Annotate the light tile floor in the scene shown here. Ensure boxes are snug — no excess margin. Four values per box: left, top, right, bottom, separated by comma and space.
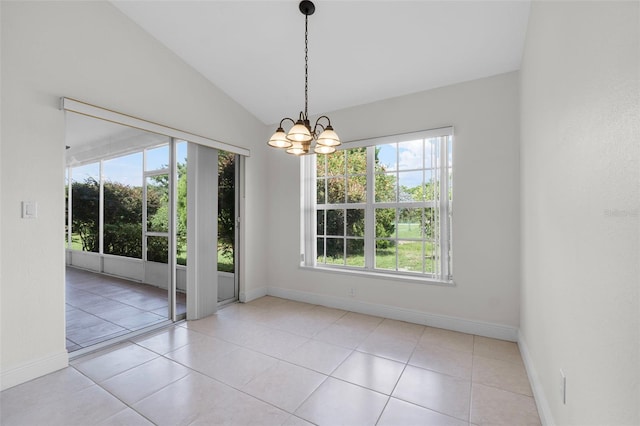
1, 296, 541, 425
66, 267, 186, 352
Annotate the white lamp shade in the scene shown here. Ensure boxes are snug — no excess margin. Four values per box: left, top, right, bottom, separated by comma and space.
287, 122, 313, 143
286, 140, 310, 155
267, 128, 292, 148
287, 148, 306, 155
314, 144, 336, 154
317, 127, 341, 147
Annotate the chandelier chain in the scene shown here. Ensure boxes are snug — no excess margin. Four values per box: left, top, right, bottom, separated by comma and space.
304, 14, 309, 118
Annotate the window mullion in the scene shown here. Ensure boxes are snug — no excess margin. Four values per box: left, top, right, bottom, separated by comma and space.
169, 138, 177, 320
365, 146, 375, 269
67, 167, 73, 249
99, 160, 104, 257
142, 152, 148, 262
439, 136, 449, 279
343, 153, 349, 266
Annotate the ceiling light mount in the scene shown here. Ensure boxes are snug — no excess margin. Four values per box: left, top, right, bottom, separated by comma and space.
267, 0, 341, 156
299, 0, 315, 16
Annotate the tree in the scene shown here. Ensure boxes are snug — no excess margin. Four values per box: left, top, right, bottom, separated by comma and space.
172, 153, 235, 270
405, 181, 438, 202
146, 171, 170, 263
218, 151, 235, 268
403, 182, 440, 238
69, 153, 235, 269
71, 177, 100, 252
319, 148, 396, 259
176, 162, 188, 261
103, 181, 143, 258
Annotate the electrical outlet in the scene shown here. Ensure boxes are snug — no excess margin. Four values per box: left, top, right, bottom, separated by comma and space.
560, 369, 566, 405
348, 287, 356, 297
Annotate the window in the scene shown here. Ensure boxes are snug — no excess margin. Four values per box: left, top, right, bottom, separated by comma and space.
66, 141, 236, 274
304, 127, 453, 282
66, 143, 172, 262
103, 152, 143, 258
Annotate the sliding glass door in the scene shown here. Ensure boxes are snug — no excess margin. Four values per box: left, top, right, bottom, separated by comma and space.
217, 151, 239, 305
65, 113, 188, 351
63, 99, 249, 349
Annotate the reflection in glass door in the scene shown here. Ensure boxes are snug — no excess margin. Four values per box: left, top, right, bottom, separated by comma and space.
175, 141, 188, 317
143, 142, 187, 320
218, 151, 238, 304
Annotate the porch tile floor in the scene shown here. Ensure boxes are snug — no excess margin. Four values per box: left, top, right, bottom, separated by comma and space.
66, 267, 186, 352
2, 296, 541, 425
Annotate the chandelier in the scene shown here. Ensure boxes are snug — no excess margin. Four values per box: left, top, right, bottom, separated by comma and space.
267, 0, 341, 156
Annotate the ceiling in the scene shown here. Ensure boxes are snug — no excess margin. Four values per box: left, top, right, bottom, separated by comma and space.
112, 1, 531, 125
65, 112, 169, 165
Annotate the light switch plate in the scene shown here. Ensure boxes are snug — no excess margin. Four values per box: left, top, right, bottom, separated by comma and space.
22, 201, 38, 219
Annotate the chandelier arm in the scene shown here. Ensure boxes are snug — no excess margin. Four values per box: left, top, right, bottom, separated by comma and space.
279, 117, 296, 128
312, 120, 326, 137
316, 115, 332, 126
311, 115, 332, 136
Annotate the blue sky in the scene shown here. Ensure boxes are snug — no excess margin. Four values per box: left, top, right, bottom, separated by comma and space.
375, 139, 444, 187
70, 142, 188, 187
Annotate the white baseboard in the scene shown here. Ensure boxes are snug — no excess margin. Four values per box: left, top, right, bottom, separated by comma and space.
0, 350, 69, 391
518, 331, 554, 426
240, 286, 268, 303
267, 286, 518, 341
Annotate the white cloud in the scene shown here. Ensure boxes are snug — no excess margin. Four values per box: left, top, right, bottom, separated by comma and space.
398, 139, 423, 170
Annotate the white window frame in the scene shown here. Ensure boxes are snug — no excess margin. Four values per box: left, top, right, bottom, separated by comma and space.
302, 127, 453, 284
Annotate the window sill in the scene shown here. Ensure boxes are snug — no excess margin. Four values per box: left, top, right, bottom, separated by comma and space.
299, 264, 455, 287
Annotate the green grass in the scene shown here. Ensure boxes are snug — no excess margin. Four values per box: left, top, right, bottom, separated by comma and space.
319, 226, 438, 273
397, 223, 424, 239
69, 234, 84, 251
321, 249, 436, 272
217, 250, 234, 273
179, 244, 234, 272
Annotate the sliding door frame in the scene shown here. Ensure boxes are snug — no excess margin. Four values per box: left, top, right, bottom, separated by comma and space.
62, 97, 250, 323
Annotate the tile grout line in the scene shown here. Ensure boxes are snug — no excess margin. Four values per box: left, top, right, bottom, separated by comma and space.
155, 342, 326, 422
69, 363, 159, 425
469, 334, 477, 424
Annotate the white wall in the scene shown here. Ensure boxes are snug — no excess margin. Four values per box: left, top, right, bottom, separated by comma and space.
520, 2, 639, 425
0, 1, 269, 389
267, 72, 521, 338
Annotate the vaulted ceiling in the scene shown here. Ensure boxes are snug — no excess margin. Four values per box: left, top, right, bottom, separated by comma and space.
112, 1, 531, 125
